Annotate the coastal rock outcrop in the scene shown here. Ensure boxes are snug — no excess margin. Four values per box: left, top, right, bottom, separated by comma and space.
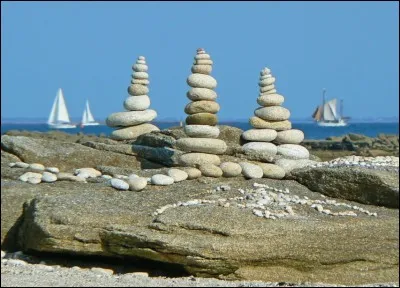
106, 56, 159, 140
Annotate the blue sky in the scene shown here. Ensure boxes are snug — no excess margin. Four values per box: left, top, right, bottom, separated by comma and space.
1, 1, 399, 121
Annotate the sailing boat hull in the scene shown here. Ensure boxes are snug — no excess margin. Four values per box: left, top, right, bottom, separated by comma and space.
81, 122, 100, 126
317, 121, 347, 127
48, 123, 77, 129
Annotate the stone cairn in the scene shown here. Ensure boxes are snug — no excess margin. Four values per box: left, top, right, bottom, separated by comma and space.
176, 48, 227, 174
106, 56, 159, 140
241, 67, 310, 176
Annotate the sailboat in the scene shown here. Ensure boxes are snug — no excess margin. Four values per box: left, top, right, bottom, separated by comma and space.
312, 89, 348, 127
47, 88, 76, 129
80, 100, 99, 126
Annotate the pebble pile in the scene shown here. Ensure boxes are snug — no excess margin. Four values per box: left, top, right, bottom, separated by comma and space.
312, 155, 399, 171
241, 67, 310, 178
106, 56, 159, 140
152, 182, 378, 219
178, 48, 227, 172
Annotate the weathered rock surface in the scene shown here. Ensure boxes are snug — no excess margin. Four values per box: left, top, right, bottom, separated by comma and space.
131, 145, 184, 167
1, 135, 140, 172
290, 166, 399, 208
2, 177, 397, 285
275, 158, 317, 174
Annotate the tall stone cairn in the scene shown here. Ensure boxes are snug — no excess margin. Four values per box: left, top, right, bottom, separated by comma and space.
106, 56, 160, 140
177, 48, 227, 170
242, 67, 310, 164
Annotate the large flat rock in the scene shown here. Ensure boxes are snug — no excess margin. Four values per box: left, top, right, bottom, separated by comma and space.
290, 166, 399, 208
3, 177, 397, 285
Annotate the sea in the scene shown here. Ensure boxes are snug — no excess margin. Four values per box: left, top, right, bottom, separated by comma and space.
1, 121, 398, 140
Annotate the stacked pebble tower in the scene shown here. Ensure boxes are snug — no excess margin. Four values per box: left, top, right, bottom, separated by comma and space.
106, 56, 160, 140
176, 48, 227, 172
242, 67, 310, 167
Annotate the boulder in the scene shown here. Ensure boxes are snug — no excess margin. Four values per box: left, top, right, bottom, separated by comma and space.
290, 166, 399, 208
131, 145, 184, 167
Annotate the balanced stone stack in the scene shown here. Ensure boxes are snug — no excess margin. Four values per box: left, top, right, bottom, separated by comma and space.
242, 67, 310, 177
177, 48, 227, 171
106, 56, 159, 140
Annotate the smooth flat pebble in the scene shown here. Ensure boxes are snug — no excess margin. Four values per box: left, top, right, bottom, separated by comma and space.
131, 79, 150, 85
111, 124, 160, 140
132, 63, 148, 72
133, 71, 149, 79
242, 129, 277, 142
257, 163, 286, 179
239, 162, 263, 179
199, 164, 223, 178
151, 174, 174, 185
74, 168, 101, 178
167, 169, 188, 182
258, 77, 276, 87
242, 142, 278, 156
128, 177, 147, 191
184, 125, 220, 138
195, 59, 213, 65
181, 167, 202, 179
249, 117, 292, 130
106, 110, 157, 127
19, 172, 42, 182
191, 65, 212, 75
257, 94, 284, 106
180, 152, 221, 167
254, 106, 290, 121
184, 101, 220, 114
127, 84, 149, 96
186, 113, 218, 126
124, 95, 151, 111
14, 162, 30, 168
274, 129, 305, 144
277, 144, 310, 160
187, 88, 217, 101
27, 177, 42, 184
194, 53, 211, 60
176, 138, 227, 154
45, 167, 59, 174
187, 74, 217, 89
57, 173, 86, 182
29, 163, 45, 171
260, 84, 275, 93
110, 178, 129, 190
220, 162, 242, 177
41, 172, 57, 183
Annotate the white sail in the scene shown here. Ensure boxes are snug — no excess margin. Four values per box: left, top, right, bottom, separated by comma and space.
81, 100, 99, 126
81, 109, 88, 124
323, 98, 338, 121
48, 88, 71, 124
85, 101, 96, 123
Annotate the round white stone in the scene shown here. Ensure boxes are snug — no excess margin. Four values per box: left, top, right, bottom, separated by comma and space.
131, 79, 150, 85
260, 68, 271, 76
275, 129, 305, 144
133, 72, 149, 79
259, 77, 275, 87
195, 53, 211, 60
194, 59, 213, 65
277, 144, 310, 159
179, 153, 221, 167
132, 63, 148, 72
111, 123, 160, 140
181, 167, 202, 179
128, 177, 147, 191
128, 84, 149, 96
41, 172, 57, 182
257, 94, 284, 107
187, 88, 217, 101
242, 129, 277, 142
19, 172, 42, 182
151, 174, 174, 185
239, 162, 263, 179
220, 162, 242, 177
184, 125, 220, 138
254, 106, 290, 121
198, 164, 223, 178
242, 142, 278, 156
257, 163, 285, 179
138, 56, 145, 60
137, 60, 146, 64
124, 96, 151, 111
106, 110, 157, 127
187, 74, 217, 89
260, 74, 272, 80
167, 169, 188, 182
27, 177, 41, 184
74, 168, 101, 178
110, 178, 129, 190
176, 138, 227, 154
191, 65, 212, 75
29, 163, 45, 171
260, 84, 275, 93
45, 167, 59, 174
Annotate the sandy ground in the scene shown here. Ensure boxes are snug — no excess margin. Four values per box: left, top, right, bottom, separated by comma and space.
1, 252, 398, 287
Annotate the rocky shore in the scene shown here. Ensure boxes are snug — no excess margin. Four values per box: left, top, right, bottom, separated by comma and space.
1, 128, 399, 286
